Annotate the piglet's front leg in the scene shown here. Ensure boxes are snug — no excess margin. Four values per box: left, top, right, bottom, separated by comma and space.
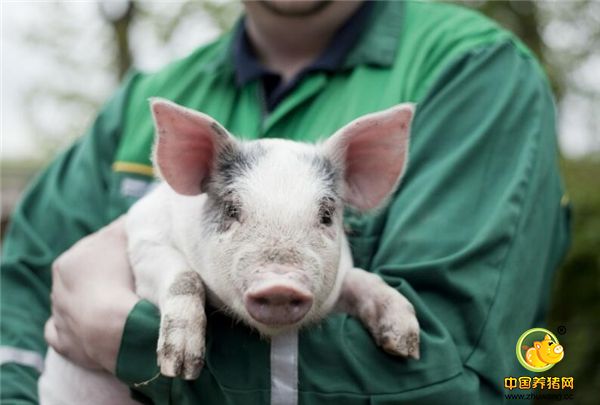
157, 271, 207, 380
336, 268, 420, 359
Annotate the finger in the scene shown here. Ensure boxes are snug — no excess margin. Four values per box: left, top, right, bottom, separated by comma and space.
50, 258, 62, 283
50, 305, 68, 334
46, 318, 91, 368
45, 318, 96, 369
51, 255, 75, 290
44, 318, 62, 352
49, 289, 72, 324
49, 291, 78, 341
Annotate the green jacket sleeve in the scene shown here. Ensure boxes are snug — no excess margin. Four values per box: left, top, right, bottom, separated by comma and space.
0, 77, 134, 403
297, 41, 570, 403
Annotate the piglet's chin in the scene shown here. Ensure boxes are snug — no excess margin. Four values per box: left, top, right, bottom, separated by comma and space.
243, 280, 314, 331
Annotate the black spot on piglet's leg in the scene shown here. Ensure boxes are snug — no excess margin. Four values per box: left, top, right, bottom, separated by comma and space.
168, 271, 204, 297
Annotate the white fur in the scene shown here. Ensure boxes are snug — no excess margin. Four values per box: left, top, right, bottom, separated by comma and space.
39, 348, 140, 405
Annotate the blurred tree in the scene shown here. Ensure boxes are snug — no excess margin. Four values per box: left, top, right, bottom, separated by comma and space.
457, 0, 600, 155
14, 0, 241, 160
456, 0, 550, 87
540, 0, 600, 155
98, 0, 135, 80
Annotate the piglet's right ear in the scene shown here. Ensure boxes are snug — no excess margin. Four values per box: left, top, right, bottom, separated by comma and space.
150, 98, 236, 195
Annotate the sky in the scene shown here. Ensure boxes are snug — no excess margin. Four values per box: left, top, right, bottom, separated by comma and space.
1, 1, 599, 162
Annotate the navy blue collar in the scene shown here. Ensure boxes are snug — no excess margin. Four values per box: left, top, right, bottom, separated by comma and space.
234, 1, 375, 88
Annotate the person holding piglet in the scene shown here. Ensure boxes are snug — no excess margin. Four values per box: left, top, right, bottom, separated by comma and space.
1, 1, 569, 404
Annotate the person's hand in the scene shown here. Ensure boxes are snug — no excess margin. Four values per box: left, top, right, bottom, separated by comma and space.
45, 216, 140, 374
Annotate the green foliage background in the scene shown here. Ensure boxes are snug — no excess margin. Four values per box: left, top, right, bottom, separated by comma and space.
543, 157, 600, 404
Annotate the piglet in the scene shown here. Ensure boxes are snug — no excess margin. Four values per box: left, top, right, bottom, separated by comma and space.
39, 100, 419, 404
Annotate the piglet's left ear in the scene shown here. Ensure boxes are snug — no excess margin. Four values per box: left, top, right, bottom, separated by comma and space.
150, 98, 237, 196
324, 104, 415, 212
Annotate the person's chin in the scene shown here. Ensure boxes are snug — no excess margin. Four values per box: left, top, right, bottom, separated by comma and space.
256, 0, 333, 18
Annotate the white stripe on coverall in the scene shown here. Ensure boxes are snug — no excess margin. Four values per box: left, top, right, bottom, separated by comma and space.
270, 330, 298, 405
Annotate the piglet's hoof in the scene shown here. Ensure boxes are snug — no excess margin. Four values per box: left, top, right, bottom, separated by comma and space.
157, 297, 206, 379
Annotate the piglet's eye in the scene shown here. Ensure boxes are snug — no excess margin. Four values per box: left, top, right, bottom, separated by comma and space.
320, 211, 333, 226
224, 201, 241, 221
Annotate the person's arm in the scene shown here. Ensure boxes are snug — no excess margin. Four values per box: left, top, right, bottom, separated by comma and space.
0, 75, 137, 403
296, 40, 571, 402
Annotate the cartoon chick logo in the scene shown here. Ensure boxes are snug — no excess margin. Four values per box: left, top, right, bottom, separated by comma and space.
516, 328, 565, 372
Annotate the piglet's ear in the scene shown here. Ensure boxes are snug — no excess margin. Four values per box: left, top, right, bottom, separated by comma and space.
324, 104, 415, 212
150, 98, 237, 195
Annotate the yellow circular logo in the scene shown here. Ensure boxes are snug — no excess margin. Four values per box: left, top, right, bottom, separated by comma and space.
516, 328, 565, 372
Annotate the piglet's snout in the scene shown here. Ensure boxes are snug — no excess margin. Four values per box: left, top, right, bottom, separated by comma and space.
244, 281, 313, 326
